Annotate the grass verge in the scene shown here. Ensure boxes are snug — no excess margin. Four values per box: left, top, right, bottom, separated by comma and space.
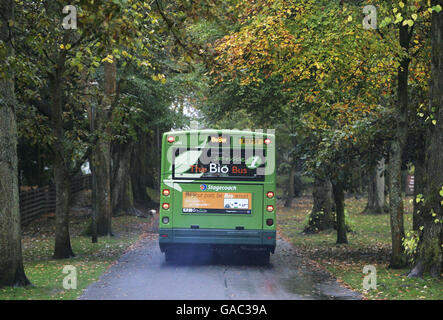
277, 195, 442, 300
0, 214, 153, 300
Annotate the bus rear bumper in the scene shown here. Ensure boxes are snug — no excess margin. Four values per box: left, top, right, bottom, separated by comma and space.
159, 228, 276, 253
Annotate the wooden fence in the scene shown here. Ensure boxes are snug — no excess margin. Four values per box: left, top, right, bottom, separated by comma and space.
19, 174, 92, 226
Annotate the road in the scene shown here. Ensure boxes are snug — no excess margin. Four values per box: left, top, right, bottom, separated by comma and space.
79, 233, 362, 300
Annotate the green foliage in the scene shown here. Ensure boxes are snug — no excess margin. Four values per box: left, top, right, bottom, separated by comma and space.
403, 231, 420, 262
204, 0, 404, 190
8, 0, 191, 184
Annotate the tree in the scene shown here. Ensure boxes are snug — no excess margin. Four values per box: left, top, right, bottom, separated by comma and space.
386, 22, 411, 268
375, 0, 435, 269
408, 1, 443, 278
50, 41, 76, 258
13, 0, 162, 244
92, 58, 115, 236
0, 0, 30, 287
81, 0, 167, 233
12, 0, 95, 258
304, 176, 335, 233
210, 0, 392, 244
362, 159, 386, 215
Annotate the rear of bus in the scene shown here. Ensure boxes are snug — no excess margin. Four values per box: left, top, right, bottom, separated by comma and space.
158, 130, 276, 262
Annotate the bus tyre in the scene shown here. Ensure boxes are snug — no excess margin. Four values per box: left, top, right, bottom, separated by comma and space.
165, 250, 174, 263
258, 251, 270, 265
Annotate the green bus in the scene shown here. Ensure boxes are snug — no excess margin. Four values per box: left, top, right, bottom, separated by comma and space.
158, 129, 276, 262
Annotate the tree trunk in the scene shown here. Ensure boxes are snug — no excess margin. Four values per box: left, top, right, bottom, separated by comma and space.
131, 134, 150, 202
90, 156, 98, 243
93, 58, 116, 236
0, 0, 30, 287
413, 159, 425, 231
93, 139, 112, 236
332, 181, 348, 244
409, 5, 443, 278
304, 176, 335, 233
131, 129, 160, 202
284, 162, 296, 207
87, 101, 98, 243
388, 25, 410, 269
362, 159, 386, 214
388, 143, 407, 268
375, 159, 386, 210
51, 51, 75, 259
53, 153, 74, 258
111, 141, 135, 215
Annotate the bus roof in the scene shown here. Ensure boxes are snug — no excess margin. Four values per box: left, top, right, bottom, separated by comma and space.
163, 129, 275, 138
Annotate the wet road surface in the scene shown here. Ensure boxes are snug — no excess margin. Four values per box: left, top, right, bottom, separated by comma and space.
80, 233, 361, 300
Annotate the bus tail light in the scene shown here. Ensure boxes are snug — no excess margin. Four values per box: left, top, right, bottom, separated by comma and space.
162, 203, 170, 210
266, 219, 274, 226
266, 191, 274, 198
264, 138, 272, 145
167, 136, 175, 143
266, 205, 274, 212
162, 189, 170, 196
162, 217, 169, 224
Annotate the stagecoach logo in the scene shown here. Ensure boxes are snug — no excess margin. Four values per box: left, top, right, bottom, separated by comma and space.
199, 184, 237, 192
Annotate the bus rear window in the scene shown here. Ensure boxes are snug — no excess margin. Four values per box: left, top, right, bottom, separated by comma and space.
172, 148, 266, 181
